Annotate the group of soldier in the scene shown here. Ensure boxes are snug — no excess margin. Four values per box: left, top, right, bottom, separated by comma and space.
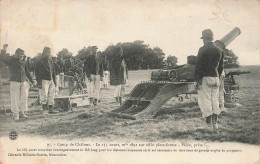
0, 44, 127, 120
1, 28, 225, 132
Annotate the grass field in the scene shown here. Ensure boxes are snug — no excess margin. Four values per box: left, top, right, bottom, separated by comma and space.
0, 65, 259, 145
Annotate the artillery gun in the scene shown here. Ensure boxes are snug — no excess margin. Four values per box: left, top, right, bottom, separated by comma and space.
223, 70, 250, 103
112, 27, 249, 119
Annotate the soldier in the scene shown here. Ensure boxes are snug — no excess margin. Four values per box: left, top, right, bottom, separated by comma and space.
102, 54, 109, 88
22, 55, 26, 61
219, 70, 226, 113
0, 44, 9, 85
35, 47, 59, 114
64, 56, 74, 73
57, 56, 65, 89
110, 47, 128, 105
0, 44, 8, 57
194, 29, 224, 131
84, 46, 103, 106
31, 57, 38, 78
0, 44, 9, 65
52, 57, 61, 96
26, 57, 34, 77
5, 48, 34, 120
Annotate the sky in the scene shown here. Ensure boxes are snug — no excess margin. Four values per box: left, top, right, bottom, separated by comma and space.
0, 0, 259, 65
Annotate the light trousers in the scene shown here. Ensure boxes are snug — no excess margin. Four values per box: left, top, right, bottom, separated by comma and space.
103, 71, 109, 85
41, 80, 55, 105
86, 74, 101, 99
55, 75, 60, 96
10, 81, 30, 114
60, 73, 65, 88
197, 77, 221, 118
114, 84, 126, 98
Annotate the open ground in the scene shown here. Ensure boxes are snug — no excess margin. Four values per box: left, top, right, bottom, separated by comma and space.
0, 65, 259, 145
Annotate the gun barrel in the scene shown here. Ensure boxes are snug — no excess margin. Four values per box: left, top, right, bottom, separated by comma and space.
220, 27, 241, 47
226, 71, 250, 77
214, 27, 241, 50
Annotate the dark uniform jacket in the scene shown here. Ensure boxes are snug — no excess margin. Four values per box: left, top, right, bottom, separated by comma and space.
103, 60, 109, 71
5, 56, 33, 83
110, 58, 128, 86
26, 60, 33, 72
53, 62, 61, 75
194, 42, 224, 83
35, 58, 56, 85
57, 60, 65, 73
0, 49, 7, 68
64, 59, 74, 73
84, 55, 103, 78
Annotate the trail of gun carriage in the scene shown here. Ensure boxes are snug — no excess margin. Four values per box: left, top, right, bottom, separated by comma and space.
0, 28, 259, 144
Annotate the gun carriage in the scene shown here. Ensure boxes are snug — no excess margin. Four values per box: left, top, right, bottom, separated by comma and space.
112, 27, 250, 119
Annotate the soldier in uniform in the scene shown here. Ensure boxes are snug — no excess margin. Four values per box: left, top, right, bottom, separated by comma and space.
35, 47, 59, 114
102, 54, 109, 88
110, 47, 128, 105
219, 70, 226, 113
57, 56, 65, 89
0, 44, 9, 85
84, 46, 103, 106
52, 57, 61, 96
194, 29, 224, 131
5, 48, 34, 120
26, 57, 34, 77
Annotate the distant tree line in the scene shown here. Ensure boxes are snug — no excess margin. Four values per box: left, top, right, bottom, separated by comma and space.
29, 41, 240, 70
223, 49, 239, 68
74, 40, 177, 70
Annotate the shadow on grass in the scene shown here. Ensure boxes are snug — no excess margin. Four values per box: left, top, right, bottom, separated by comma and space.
28, 114, 125, 139
154, 106, 201, 120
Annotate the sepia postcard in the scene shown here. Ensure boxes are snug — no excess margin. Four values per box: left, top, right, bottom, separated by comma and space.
0, 0, 259, 163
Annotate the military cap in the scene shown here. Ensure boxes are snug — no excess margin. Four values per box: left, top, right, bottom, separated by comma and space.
91, 46, 98, 50
201, 29, 214, 39
15, 48, 24, 55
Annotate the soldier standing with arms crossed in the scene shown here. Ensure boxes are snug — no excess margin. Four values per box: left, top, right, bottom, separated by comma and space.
194, 29, 224, 131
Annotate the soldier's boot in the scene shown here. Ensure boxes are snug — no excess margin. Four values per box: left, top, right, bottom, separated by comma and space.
42, 104, 48, 114
13, 113, 19, 120
212, 114, 218, 124
89, 97, 94, 106
20, 112, 29, 118
212, 114, 219, 131
115, 97, 119, 103
206, 115, 212, 124
118, 97, 122, 105
93, 99, 98, 106
48, 105, 59, 114
220, 104, 226, 113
